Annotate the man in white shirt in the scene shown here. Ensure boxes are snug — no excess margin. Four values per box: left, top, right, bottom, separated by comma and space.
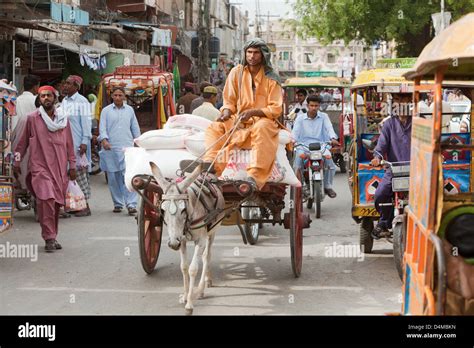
192, 85, 221, 121
292, 89, 308, 119
11, 75, 40, 192
13, 75, 39, 132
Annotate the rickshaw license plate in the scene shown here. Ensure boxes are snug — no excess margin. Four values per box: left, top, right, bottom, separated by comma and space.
352, 206, 379, 217
392, 177, 410, 192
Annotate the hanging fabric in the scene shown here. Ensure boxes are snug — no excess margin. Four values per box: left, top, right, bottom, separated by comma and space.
167, 47, 173, 71
173, 63, 180, 103
95, 82, 104, 121
158, 82, 167, 128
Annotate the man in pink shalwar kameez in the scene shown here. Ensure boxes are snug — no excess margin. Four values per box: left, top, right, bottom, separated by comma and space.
14, 86, 76, 252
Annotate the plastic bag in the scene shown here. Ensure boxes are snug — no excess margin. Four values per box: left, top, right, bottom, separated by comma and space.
78, 153, 89, 169
65, 181, 87, 212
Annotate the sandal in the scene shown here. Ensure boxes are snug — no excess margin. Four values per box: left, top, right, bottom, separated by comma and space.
113, 207, 123, 213
127, 207, 137, 216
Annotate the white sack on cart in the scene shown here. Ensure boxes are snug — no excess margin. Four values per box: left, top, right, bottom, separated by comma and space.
124, 147, 197, 191
164, 114, 212, 132
134, 128, 191, 150
184, 132, 206, 157
219, 144, 301, 186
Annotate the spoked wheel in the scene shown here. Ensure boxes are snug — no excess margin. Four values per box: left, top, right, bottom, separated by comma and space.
313, 181, 322, 219
290, 171, 304, 278
359, 217, 374, 254
241, 201, 261, 245
138, 189, 163, 274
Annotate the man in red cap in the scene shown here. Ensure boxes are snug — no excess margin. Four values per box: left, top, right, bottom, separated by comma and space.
62, 75, 92, 217
176, 82, 198, 114
14, 86, 76, 252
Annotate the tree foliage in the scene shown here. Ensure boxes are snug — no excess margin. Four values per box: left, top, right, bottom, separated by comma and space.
292, 0, 474, 56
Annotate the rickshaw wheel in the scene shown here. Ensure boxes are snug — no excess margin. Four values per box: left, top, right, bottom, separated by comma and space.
393, 221, 405, 280
138, 189, 163, 274
290, 171, 304, 278
359, 217, 374, 253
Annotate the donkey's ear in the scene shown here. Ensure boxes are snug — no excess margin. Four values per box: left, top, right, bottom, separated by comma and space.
178, 163, 202, 192
150, 162, 170, 190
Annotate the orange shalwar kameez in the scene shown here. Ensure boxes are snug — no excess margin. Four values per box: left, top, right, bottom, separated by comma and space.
204, 64, 283, 189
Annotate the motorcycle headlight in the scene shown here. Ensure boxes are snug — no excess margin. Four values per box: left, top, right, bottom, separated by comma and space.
310, 152, 322, 160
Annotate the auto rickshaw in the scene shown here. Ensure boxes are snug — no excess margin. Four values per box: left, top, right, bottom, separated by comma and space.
349, 67, 415, 257
401, 13, 474, 315
283, 76, 352, 173
0, 80, 17, 232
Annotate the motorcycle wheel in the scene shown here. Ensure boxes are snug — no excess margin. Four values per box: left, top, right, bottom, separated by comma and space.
313, 181, 322, 219
338, 155, 347, 173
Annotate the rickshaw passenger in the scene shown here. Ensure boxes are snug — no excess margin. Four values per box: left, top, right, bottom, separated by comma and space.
370, 93, 412, 239
293, 88, 308, 119
292, 95, 340, 198
203, 38, 283, 190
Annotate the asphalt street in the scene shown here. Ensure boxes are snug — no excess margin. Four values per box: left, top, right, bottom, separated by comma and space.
1, 170, 402, 315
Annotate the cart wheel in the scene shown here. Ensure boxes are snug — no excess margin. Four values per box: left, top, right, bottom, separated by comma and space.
360, 217, 374, 253
138, 189, 163, 274
313, 181, 322, 219
393, 221, 405, 281
241, 201, 260, 245
290, 171, 304, 277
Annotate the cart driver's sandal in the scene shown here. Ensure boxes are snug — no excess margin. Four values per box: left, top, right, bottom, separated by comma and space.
179, 160, 215, 174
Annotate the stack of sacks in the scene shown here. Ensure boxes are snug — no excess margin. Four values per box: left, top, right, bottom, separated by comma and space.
125, 115, 212, 191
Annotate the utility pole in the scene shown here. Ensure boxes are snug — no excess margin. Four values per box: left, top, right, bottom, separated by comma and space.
256, 11, 279, 42
198, 0, 210, 83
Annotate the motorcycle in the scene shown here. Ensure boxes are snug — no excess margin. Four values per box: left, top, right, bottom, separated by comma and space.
295, 142, 332, 219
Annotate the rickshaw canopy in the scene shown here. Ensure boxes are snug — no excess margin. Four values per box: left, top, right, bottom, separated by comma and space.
283, 76, 351, 88
404, 12, 474, 80
351, 68, 413, 90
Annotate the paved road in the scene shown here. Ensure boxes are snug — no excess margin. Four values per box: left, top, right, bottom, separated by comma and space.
1, 171, 402, 315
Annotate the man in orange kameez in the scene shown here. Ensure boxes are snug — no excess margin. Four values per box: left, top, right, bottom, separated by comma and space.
203, 38, 283, 190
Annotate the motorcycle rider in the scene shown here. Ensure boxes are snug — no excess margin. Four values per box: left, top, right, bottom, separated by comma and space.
292, 94, 340, 198
370, 93, 412, 239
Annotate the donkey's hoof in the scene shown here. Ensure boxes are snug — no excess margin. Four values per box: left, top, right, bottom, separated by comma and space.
206, 280, 213, 288
185, 308, 193, 316
197, 292, 205, 299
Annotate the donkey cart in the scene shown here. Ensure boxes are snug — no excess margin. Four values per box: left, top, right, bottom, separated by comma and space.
132, 170, 311, 278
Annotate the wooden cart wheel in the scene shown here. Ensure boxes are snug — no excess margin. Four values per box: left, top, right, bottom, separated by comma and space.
290, 171, 304, 278
138, 189, 163, 274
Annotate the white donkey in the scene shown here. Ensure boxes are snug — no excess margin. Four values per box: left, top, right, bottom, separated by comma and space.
150, 162, 225, 315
